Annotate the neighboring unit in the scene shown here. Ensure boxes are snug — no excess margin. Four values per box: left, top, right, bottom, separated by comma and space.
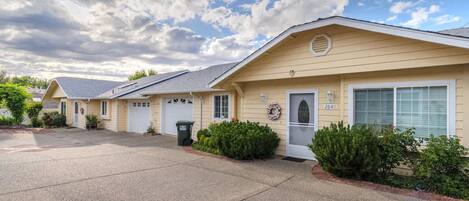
44, 16, 469, 159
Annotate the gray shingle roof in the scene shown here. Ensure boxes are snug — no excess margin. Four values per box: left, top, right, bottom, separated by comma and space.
99, 70, 188, 99
129, 62, 237, 96
439, 28, 469, 38
54, 77, 123, 99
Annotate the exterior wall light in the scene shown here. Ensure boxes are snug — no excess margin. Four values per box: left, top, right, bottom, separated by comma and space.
260, 93, 268, 104
326, 90, 335, 104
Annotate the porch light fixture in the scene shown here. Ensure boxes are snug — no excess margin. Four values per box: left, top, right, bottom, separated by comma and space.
326, 90, 335, 104
260, 93, 268, 104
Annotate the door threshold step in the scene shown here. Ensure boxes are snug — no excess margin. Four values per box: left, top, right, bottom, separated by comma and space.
282, 157, 306, 162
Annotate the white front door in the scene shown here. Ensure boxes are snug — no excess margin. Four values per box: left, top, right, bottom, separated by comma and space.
287, 91, 318, 160
73, 101, 79, 127
163, 97, 193, 135
127, 101, 151, 133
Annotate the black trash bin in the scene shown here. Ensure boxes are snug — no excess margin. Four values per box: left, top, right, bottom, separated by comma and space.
176, 121, 194, 146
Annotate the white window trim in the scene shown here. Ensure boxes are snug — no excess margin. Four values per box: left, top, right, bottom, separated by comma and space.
60, 101, 66, 115
348, 80, 456, 137
100, 101, 110, 119
212, 94, 231, 121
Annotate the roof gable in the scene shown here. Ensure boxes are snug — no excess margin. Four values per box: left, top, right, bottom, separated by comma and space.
136, 62, 237, 96
209, 16, 469, 87
49, 77, 123, 99
99, 70, 189, 99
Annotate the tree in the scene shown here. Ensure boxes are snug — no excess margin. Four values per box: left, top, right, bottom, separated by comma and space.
0, 84, 30, 124
0, 71, 49, 89
128, 69, 158, 80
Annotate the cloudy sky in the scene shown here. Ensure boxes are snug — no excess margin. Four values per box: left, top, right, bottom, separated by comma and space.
1, 0, 468, 81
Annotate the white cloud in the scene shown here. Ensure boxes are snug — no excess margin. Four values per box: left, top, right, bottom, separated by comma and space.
402, 5, 440, 28
358, 1, 365, 6
0, 0, 349, 80
202, 0, 349, 39
386, 15, 397, 21
390, 1, 413, 14
433, 14, 461, 25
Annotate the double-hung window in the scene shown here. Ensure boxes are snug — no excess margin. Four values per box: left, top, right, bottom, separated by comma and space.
350, 80, 455, 138
60, 102, 66, 115
214, 95, 230, 120
101, 101, 109, 119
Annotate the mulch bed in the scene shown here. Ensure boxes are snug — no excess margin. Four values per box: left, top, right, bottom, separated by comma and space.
311, 165, 462, 201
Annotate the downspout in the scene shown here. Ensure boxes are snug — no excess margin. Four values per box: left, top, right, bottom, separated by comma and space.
116, 99, 119, 132
189, 91, 203, 134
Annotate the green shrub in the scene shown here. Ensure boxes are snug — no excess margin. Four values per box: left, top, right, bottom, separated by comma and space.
42, 112, 66, 128
85, 114, 98, 125
196, 128, 211, 141
26, 102, 43, 128
415, 136, 469, 199
209, 121, 280, 160
147, 123, 156, 135
377, 127, 420, 176
0, 84, 30, 124
309, 122, 381, 179
26, 102, 43, 120
31, 117, 43, 127
0, 115, 15, 126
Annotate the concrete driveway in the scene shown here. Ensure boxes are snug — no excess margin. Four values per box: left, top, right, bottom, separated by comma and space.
0, 128, 422, 201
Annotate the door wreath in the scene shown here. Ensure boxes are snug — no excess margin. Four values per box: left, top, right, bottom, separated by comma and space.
267, 103, 281, 121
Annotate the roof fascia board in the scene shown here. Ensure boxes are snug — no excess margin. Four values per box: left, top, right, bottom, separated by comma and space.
110, 70, 189, 99
209, 17, 469, 87
139, 88, 225, 96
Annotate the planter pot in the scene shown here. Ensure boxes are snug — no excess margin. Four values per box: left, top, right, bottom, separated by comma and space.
86, 124, 97, 130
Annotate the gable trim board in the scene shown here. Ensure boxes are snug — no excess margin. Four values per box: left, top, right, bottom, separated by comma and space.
209, 16, 469, 88
43, 80, 69, 100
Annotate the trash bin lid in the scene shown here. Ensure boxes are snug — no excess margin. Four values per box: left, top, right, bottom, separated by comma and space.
176, 120, 194, 125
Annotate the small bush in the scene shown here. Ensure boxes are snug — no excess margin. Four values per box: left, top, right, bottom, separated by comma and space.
26, 102, 43, 120
85, 114, 98, 125
31, 117, 43, 128
377, 127, 420, 176
147, 123, 156, 135
0, 115, 15, 126
415, 136, 469, 199
42, 112, 66, 128
26, 102, 43, 128
196, 129, 211, 141
309, 122, 381, 179
209, 121, 280, 160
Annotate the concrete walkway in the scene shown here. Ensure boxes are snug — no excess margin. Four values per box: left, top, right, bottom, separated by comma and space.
0, 128, 423, 201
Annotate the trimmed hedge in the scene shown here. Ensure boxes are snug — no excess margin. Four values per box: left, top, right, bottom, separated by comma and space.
193, 121, 280, 160
42, 112, 66, 128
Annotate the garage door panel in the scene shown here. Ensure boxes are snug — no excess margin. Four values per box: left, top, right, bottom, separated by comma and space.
128, 101, 151, 133
163, 98, 193, 135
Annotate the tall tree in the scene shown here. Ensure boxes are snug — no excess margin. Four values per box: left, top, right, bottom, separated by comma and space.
128, 69, 158, 80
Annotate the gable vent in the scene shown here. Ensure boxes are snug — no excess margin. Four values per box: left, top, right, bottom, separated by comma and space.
310, 34, 332, 56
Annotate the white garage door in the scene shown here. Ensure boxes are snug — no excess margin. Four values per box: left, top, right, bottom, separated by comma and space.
128, 101, 151, 133
163, 97, 193, 135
